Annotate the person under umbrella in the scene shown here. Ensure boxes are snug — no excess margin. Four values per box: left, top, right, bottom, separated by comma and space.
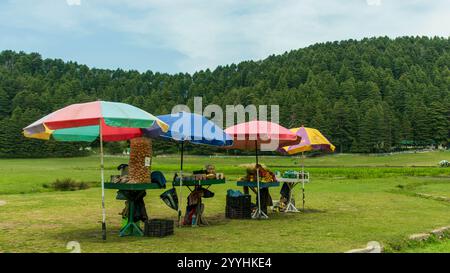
225, 120, 299, 219
280, 126, 335, 211
143, 111, 233, 226
23, 101, 168, 240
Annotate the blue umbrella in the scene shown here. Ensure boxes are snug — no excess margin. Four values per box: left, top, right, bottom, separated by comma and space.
143, 111, 233, 225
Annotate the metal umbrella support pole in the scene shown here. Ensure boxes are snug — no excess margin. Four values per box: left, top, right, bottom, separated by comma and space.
177, 141, 184, 227
301, 152, 305, 211
285, 182, 299, 213
252, 140, 268, 219
99, 119, 107, 240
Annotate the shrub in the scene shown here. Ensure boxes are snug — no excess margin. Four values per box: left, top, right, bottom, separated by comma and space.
44, 178, 91, 191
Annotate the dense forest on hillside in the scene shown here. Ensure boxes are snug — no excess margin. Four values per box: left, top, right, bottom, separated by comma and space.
0, 36, 449, 158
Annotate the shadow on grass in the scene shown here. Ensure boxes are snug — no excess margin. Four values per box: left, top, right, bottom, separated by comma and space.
300, 208, 326, 214
54, 225, 177, 246
54, 213, 232, 245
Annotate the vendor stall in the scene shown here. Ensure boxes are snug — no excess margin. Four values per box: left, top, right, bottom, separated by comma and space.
23, 101, 168, 240
275, 170, 310, 212
104, 182, 161, 236
235, 164, 279, 215
279, 126, 335, 211
104, 137, 168, 237
171, 164, 225, 226
225, 120, 300, 219
236, 180, 280, 215
143, 112, 233, 226
173, 175, 225, 226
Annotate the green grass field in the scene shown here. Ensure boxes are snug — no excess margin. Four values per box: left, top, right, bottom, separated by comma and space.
0, 151, 449, 253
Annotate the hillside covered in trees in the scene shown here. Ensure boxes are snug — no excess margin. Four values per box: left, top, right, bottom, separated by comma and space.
0, 36, 449, 158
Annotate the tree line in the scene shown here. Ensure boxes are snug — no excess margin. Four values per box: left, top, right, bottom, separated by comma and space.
0, 36, 449, 158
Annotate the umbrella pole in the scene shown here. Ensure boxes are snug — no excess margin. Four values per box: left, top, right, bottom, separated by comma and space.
253, 140, 267, 219
99, 119, 106, 240
302, 152, 305, 211
256, 141, 260, 218
178, 141, 184, 227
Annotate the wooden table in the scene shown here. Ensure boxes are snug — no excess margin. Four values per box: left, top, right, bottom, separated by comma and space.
104, 182, 161, 236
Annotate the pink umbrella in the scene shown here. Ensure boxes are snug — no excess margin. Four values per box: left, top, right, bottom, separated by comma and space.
225, 120, 299, 151
225, 120, 299, 219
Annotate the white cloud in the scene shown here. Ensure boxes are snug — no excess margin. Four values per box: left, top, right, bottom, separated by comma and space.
366, 0, 382, 6
66, 0, 81, 6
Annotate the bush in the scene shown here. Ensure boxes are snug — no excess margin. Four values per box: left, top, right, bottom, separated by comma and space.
106, 142, 124, 155
43, 178, 90, 191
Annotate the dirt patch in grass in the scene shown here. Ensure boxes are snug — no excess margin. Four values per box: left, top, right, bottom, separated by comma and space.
0, 200, 6, 206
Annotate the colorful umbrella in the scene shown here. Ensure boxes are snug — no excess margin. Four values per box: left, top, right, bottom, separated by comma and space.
225, 120, 300, 151
143, 111, 233, 225
280, 126, 335, 154
280, 126, 335, 211
23, 101, 169, 240
24, 101, 168, 140
225, 120, 299, 219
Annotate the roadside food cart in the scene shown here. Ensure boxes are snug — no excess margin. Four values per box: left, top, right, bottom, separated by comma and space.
143, 111, 233, 226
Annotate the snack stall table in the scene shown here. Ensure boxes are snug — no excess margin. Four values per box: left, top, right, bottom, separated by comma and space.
173, 178, 226, 188
104, 182, 161, 237
275, 171, 309, 212
236, 181, 280, 218
173, 178, 226, 225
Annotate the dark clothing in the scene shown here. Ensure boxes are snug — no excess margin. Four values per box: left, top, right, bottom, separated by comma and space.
258, 188, 273, 214
280, 182, 291, 202
118, 190, 148, 223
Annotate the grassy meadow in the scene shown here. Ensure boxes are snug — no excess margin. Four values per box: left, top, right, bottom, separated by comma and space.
0, 151, 449, 253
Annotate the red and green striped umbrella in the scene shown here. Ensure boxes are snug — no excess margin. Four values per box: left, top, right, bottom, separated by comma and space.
23, 100, 168, 141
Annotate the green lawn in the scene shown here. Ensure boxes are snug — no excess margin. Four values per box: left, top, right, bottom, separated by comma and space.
0, 151, 449, 253
402, 239, 450, 253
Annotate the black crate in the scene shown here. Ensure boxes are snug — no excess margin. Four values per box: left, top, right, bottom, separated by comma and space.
144, 219, 174, 237
225, 205, 251, 219
226, 194, 251, 208
225, 194, 251, 219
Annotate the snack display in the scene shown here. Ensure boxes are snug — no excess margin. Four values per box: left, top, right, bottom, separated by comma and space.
128, 137, 152, 183
239, 164, 276, 182
175, 164, 225, 182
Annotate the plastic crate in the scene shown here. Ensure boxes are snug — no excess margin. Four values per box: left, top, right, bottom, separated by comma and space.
225, 205, 251, 219
144, 219, 174, 237
225, 194, 251, 219
226, 194, 251, 208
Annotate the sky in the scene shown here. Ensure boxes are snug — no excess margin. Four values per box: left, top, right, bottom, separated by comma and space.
0, 0, 449, 74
